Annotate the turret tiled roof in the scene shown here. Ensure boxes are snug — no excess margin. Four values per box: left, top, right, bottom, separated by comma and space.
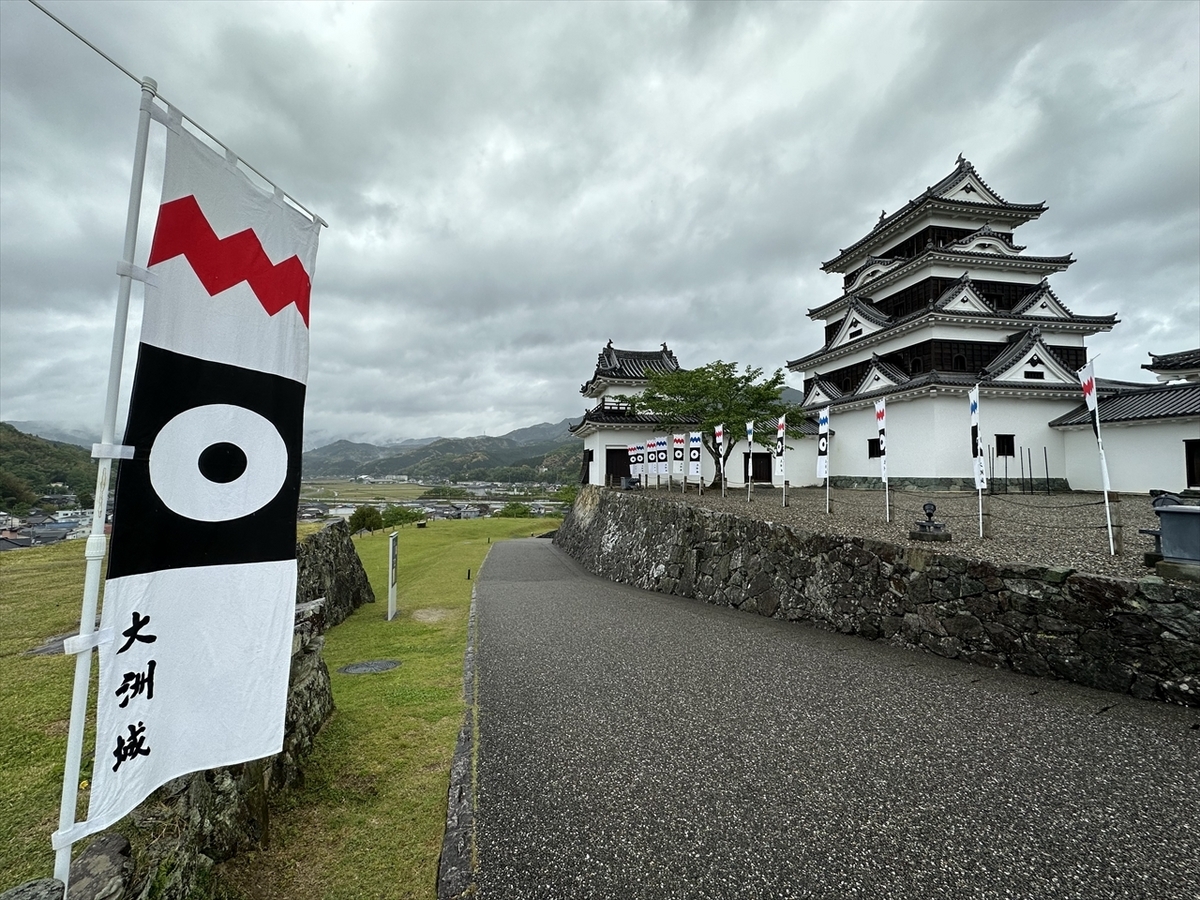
1049, 382, 1200, 428
1143, 348, 1200, 374
580, 341, 682, 395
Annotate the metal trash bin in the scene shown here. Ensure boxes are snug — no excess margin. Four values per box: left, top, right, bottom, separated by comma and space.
1156, 505, 1200, 564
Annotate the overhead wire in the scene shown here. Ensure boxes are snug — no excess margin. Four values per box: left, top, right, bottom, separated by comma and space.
26, 0, 327, 227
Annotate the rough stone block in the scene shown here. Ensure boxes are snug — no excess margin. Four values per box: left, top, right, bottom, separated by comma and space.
1045, 566, 1075, 584
1147, 602, 1200, 640
943, 613, 984, 642
919, 633, 962, 658
1, 881, 65, 900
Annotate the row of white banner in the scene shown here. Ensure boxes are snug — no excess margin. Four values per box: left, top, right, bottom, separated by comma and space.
627, 419, 788, 480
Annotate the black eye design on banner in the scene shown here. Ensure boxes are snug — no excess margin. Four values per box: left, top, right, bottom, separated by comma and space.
673, 449, 684, 460
818, 436, 829, 454
689, 448, 701, 461
108, 344, 304, 579
878, 432, 886, 453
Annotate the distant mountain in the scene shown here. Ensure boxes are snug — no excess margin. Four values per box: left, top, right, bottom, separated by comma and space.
4, 421, 98, 449
781, 386, 805, 406
0, 422, 98, 508
301, 439, 393, 476
302, 418, 582, 481
502, 418, 578, 445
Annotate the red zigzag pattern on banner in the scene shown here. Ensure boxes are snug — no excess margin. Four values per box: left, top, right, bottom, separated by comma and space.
148, 195, 311, 326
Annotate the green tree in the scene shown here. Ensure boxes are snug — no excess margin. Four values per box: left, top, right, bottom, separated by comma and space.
419, 486, 470, 500
382, 505, 423, 528
621, 360, 803, 485
555, 484, 579, 506
348, 505, 384, 533
493, 502, 533, 518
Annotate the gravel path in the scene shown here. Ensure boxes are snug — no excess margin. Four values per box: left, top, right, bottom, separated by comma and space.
473, 539, 1200, 900
644, 485, 1169, 580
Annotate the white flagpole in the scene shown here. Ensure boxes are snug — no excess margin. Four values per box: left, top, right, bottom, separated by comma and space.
1095, 407, 1115, 555
55, 76, 158, 890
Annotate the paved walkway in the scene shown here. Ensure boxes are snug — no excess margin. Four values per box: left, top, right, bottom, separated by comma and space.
473, 540, 1200, 900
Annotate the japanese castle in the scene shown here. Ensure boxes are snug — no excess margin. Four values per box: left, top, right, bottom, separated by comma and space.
789, 155, 1125, 490
571, 158, 1199, 493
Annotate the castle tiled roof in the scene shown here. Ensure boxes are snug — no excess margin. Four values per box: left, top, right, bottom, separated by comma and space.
1049, 382, 1200, 428
1143, 348, 1200, 374
821, 156, 1048, 273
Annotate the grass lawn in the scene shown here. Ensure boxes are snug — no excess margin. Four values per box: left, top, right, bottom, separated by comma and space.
300, 481, 429, 503
216, 517, 559, 900
0, 540, 99, 889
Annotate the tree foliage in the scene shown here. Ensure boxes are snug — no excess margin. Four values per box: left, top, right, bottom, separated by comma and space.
382, 505, 424, 527
419, 486, 470, 500
621, 360, 803, 483
348, 505, 384, 533
493, 502, 534, 518
0, 422, 97, 504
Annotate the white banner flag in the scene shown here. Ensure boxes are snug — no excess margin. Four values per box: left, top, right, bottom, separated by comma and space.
627, 443, 637, 480
672, 434, 685, 475
635, 442, 645, 478
688, 432, 702, 477
816, 406, 831, 479
969, 386, 987, 490
1079, 360, 1098, 412
80, 125, 320, 840
874, 399, 888, 484
658, 436, 669, 475
774, 415, 786, 477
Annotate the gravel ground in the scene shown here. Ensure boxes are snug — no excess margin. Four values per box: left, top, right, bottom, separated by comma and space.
642, 485, 1171, 580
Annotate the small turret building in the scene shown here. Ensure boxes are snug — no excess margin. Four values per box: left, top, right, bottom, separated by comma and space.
569, 342, 698, 486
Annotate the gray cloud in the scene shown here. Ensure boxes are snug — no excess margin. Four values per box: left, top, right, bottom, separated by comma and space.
2, 0, 1196, 445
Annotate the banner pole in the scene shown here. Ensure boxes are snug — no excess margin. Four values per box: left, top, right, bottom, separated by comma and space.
55, 76, 158, 892
977, 487, 983, 538
1095, 408, 1115, 555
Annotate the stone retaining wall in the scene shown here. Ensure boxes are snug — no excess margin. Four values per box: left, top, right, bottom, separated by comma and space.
555, 486, 1199, 707
828, 475, 1073, 493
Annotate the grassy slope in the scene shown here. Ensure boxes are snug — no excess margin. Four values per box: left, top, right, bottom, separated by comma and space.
0, 540, 98, 888
216, 517, 558, 900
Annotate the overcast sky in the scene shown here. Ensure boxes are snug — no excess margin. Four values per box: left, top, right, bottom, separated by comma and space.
2, 0, 1197, 448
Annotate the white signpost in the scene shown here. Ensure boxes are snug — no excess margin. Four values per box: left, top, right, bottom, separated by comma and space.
388, 531, 399, 620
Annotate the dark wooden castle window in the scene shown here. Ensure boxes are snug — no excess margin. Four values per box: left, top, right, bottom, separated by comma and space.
952, 354, 967, 371
876, 225, 976, 262
995, 434, 1015, 457
867, 438, 883, 458
871, 277, 1040, 319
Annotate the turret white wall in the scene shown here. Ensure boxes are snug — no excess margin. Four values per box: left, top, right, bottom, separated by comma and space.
1061, 420, 1200, 494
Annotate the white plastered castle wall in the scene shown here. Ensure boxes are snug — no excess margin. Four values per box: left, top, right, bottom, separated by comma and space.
1060, 419, 1200, 494
812, 392, 1076, 483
